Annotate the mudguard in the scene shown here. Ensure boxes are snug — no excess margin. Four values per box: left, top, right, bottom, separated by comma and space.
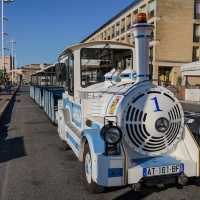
81, 128, 105, 160
81, 128, 105, 183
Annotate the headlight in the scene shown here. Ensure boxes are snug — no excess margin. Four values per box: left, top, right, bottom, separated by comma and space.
155, 117, 170, 133
101, 125, 122, 145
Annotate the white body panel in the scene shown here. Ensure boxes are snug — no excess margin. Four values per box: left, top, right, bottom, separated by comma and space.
56, 40, 200, 188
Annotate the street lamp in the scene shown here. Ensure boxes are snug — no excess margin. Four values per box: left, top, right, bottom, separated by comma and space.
9, 39, 15, 84
1, 0, 14, 79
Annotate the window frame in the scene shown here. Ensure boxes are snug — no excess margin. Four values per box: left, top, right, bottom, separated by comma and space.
193, 24, 200, 42
192, 46, 199, 62
65, 52, 74, 96
80, 47, 133, 88
194, 0, 200, 19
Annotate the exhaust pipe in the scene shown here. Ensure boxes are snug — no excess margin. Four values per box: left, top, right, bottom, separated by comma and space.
132, 13, 153, 83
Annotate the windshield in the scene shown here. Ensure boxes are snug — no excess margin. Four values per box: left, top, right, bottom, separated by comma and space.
80, 48, 133, 87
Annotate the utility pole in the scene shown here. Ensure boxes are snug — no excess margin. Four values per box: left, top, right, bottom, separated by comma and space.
1, 0, 14, 79
10, 38, 15, 84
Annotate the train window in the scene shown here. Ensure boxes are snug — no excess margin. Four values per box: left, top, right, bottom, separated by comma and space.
80, 48, 132, 87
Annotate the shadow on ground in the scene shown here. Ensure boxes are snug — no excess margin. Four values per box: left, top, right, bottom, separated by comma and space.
110, 179, 200, 200
0, 95, 26, 163
112, 186, 171, 200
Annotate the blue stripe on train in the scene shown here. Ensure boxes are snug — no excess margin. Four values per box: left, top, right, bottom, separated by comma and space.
108, 168, 123, 178
66, 132, 80, 151
132, 156, 182, 168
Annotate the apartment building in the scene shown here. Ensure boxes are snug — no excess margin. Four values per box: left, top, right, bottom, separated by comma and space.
82, 0, 197, 85
0, 56, 14, 74
14, 64, 50, 84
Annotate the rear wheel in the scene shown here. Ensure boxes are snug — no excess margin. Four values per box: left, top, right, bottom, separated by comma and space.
82, 144, 104, 193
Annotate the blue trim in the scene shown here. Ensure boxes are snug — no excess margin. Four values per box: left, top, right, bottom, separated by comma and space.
132, 156, 182, 168
135, 35, 151, 39
137, 74, 150, 77
108, 168, 123, 178
91, 122, 101, 130
63, 98, 82, 128
66, 132, 80, 151
72, 103, 82, 128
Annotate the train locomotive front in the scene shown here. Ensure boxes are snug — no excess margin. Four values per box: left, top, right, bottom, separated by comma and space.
81, 13, 196, 190
57, 13, 199, 193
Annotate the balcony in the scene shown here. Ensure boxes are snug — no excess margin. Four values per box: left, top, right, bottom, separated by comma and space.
192, 55, 199, 62
116, 30, 120, 36
121, 27, 125, 33
127, 23, 131, 30
192, 47, 199, 61
194, 13, 200, 19
193, 36, 200, 42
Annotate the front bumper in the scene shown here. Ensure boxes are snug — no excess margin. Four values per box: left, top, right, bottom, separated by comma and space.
94, 154, 197, 187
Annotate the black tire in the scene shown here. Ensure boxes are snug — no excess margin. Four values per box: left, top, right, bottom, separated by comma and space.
82, 144, 105, 193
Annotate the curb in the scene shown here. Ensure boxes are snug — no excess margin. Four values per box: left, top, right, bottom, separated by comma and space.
0, 86, 19, 122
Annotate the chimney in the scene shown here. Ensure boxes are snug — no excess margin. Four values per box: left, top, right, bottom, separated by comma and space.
132, 13, 153, 83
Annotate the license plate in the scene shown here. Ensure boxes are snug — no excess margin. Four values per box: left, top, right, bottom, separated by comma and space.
143, 164, 184, 177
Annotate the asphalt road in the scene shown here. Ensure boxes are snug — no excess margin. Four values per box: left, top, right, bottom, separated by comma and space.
1, 87, 200, 200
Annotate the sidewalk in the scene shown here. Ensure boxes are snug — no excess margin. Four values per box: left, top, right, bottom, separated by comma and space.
180, 100, 200, 113
0, 86, 19, 121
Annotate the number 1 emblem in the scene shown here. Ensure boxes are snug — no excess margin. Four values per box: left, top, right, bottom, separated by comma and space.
151, 96, 162, 112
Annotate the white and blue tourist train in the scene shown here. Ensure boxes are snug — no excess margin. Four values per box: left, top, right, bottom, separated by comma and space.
30, 65, 64, 124
31, 13, 200, 193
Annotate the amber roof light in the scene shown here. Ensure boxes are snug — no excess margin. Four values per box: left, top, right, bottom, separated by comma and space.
136, 13, 147, 23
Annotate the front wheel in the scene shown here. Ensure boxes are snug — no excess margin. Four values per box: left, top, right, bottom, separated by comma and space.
82, 144, 104, 193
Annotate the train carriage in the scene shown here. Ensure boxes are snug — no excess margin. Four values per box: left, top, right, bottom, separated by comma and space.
57, 13, 200, 193
30, 65, 64, 124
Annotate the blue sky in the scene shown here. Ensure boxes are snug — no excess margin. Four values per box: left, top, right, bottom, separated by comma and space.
5, 0, 134, 67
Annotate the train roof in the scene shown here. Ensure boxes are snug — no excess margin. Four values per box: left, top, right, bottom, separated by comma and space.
59, 41, 134, 59
32, 64, 56, 76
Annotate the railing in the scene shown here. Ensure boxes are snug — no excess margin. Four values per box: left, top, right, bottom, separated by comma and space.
193, 36, 200, 42
121, 27, 125, 33
194, 13, 200, 19
127, 23, 131, 30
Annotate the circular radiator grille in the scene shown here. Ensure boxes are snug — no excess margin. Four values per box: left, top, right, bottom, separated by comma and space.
121, 87, 184, 156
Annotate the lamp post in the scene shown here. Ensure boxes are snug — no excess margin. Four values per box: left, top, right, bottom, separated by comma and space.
1, 0, 14, 79
9, 39, 15, 84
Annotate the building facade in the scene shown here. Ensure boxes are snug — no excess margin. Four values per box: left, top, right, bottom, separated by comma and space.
181, 62, 200, 87
0, 56, 14, 74
82, 0, 197, 85
14, 63, 50, 84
